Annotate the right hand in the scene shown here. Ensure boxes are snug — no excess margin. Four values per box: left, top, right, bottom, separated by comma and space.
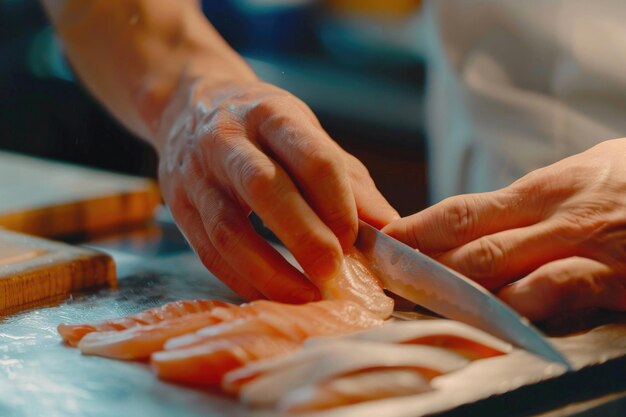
157, 80, 399, 303
383, 138, 626, 321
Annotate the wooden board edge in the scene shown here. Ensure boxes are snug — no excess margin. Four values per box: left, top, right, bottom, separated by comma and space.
0, 183, 161, 238
0, 252, 116, 313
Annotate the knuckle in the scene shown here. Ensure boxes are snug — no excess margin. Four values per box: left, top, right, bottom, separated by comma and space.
465, 238, 507, 279
293, 228, 324, 252
509, 171, 555, 215
290, 228, 336, 262
442, 198, 476, 239
303, 143, 341, 178
554, 205, 607, 244
252, 94, 292, 117
548, 270, 591, 309
325, 204, 355, 231
253, 94, 319, 139
256, 110, 300, 148
325, 206, 357, 244
205, 117, 242, 144
510, 170, 542, 193
532, 259, 605, 313
238, 160, 278, 202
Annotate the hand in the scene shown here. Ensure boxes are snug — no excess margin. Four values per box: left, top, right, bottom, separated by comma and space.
157, 80, 399, 303
384, 138, 626, 321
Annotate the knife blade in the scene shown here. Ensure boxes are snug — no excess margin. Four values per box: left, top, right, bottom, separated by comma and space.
355, 221, 572, 370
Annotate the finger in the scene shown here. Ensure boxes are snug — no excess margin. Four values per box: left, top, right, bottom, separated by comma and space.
497, 257, 623, 321
382, 189, 544, 255
255, 104, 358, 249
204, 130, 344, 285
435, 220, 579, 289
347, 154, 400, 229
168, 195, 264, 302
183, 167, 321, 303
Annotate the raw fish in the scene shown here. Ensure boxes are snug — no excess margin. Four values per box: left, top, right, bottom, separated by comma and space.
164, 317, 280, 351
165, 299, 384, 351
77, 312, 221, 359
222, 339, 345, 395
227, 340, 468, 407
58, 245, 390, 353
321, 248, 394, 319
328, 320, 513, 360
55, 244, 515, 414
58, 299, 232, 346
280, 369, 431, 413
151, 333, 299, 385
74, 298, 383, 360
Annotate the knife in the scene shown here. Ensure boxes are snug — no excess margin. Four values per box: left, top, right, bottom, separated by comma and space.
355, 221, 572, 370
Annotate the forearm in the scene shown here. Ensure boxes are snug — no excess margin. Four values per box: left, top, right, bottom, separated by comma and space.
41, 0, 256, 147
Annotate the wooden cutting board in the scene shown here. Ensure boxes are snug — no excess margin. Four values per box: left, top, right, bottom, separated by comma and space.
0, 151, 160, 238
0, 229, 116, 313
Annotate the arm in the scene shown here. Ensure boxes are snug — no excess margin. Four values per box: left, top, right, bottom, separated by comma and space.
384, 138, 626, 320
42, 0, 254, 141
42, 0, 399, 302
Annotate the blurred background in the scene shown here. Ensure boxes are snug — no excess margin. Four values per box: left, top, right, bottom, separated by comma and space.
0, 0, 428, 216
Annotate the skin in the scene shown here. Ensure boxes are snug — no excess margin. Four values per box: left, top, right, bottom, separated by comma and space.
41, 0, 399, 303
41, 1, 624, 320
384, 138, 626, 321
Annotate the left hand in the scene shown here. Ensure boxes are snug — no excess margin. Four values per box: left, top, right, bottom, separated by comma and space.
158, 80, 398, 302
383, 138, 626, 321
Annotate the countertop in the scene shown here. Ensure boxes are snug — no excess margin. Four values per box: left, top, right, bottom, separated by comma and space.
1, 214, 626, 417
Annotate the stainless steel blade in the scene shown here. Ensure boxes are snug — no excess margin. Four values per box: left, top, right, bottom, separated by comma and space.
355, 221, 572, 370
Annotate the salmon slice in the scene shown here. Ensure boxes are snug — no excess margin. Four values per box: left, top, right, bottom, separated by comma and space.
320, 248, 394, 319
164, 316, 284, 351
225, 340, 467, 407
58, 299, 233, 347
343, 320, 512, 360
222, 340, 343, 395
163, 300, 384, 351
280, 369, 431, 413
77, 312, 221, 359
151, 333, 299, 386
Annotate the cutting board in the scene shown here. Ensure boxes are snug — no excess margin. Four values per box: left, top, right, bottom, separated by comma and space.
0, 150, 160, 238
0, 229, 116, 313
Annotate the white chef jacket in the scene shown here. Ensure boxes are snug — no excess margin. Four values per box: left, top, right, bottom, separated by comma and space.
424, 0, 626, 203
